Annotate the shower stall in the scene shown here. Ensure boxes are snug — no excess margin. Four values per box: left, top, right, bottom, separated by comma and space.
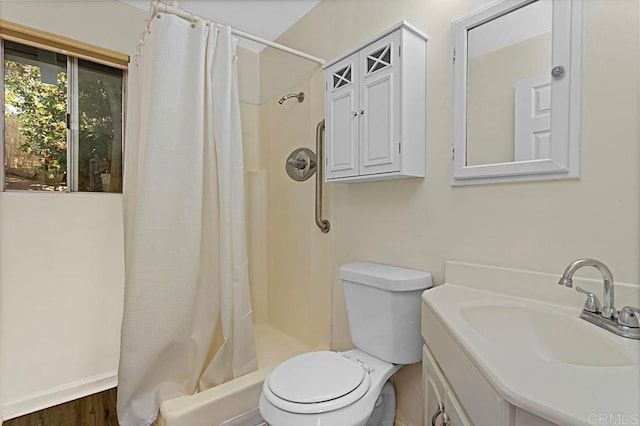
119, 2, 333, 425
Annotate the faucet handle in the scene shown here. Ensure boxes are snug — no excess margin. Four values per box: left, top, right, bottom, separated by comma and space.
576, 286, 602, 313
618, 307, 640, 328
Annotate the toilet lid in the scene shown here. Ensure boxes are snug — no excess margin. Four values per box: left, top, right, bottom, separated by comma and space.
267, 351, 365, 404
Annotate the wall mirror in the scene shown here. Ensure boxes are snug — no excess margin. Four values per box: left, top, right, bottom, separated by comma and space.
451, 0, 582, 185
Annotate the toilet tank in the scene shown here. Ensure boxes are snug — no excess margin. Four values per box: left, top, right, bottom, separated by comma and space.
340, 262, 433, 365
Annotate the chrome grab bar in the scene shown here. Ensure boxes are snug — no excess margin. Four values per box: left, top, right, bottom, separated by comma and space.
315, 120, 330, 233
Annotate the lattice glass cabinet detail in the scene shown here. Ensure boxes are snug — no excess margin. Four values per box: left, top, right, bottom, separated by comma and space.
324, 22, 427, 183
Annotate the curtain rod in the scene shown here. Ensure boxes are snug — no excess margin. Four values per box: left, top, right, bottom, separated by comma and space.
145, 1, 325, 65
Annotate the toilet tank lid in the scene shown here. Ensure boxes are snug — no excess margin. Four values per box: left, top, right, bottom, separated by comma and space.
339, 262, 433, 292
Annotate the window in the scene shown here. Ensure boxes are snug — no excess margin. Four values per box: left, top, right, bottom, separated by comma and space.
2, 34, 125, 193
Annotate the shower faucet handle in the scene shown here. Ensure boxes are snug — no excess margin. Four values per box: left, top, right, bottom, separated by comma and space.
287, 157, 309, 170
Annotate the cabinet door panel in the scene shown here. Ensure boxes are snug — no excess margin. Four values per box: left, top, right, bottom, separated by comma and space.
325, 55, 359, 179
446, 391, 474, 426
423, 346, 447, 426
425, 376, 444, 426
359, 31, 401, 176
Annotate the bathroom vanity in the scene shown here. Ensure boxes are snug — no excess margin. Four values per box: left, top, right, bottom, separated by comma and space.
421, 262, 640, 426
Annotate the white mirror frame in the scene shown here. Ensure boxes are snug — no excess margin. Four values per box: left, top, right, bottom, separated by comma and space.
451, 0, 582, 186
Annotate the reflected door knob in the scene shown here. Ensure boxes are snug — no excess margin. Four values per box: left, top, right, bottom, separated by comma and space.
551, 65, 565, 78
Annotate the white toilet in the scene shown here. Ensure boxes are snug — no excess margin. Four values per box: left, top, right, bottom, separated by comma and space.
259, 262, 433, 426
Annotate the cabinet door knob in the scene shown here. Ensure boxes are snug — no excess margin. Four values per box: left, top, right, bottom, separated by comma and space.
359, 109, 365, 115
351, 111, 358, 117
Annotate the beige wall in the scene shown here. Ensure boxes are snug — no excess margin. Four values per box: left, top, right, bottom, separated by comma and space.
260, 74, 332, 349
241, 85, 268, 325
467, 33, 551, 165
0, 1, 262, 419
0, 1, 145, 419
0, 1, 146, 418
244, 104, 270, 324
261, 0, 640, 424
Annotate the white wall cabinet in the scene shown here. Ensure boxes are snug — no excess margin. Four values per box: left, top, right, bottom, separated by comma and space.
324, 22, 427, 183
451, 0, 582, 185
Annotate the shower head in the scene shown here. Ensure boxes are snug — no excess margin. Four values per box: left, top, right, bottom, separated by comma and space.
278, 92, 305, 105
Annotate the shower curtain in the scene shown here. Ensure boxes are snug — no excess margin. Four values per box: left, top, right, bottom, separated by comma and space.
118, 14, 257, 426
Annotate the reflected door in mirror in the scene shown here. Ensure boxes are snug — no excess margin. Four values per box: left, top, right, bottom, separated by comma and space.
466, 0, 552, 166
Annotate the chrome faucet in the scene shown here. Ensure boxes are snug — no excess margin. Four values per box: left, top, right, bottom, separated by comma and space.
559, 259, 639, 339
558, 259, 616, 318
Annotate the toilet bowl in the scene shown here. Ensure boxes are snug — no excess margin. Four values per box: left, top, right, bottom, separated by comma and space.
259, 350, 400, 426
259, 262, 433, 426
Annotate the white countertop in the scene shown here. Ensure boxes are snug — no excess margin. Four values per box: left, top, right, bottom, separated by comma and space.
423, 283, 640, 425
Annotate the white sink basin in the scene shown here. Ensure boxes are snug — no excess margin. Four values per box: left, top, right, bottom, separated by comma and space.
422, 265, 640, 426
460, 303, 634, 367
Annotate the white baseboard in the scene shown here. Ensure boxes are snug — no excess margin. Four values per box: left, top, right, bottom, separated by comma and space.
1, 370, 117, 422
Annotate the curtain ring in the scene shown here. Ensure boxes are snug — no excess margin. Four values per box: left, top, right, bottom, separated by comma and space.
190, 13, 196, 28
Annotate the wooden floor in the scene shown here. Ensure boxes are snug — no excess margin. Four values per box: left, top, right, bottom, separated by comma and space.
4, 388, 118, 426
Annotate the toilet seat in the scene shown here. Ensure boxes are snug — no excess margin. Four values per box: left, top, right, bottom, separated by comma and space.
263, 351, 371, 414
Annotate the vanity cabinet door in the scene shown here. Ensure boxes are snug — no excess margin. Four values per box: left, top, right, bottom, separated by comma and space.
425, 376, 445, 425
423, 345, 447, 426
423, 345, 474, 426
445, 391, 473, 426
325, 54, 359, 179
358, 30, 401, 176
